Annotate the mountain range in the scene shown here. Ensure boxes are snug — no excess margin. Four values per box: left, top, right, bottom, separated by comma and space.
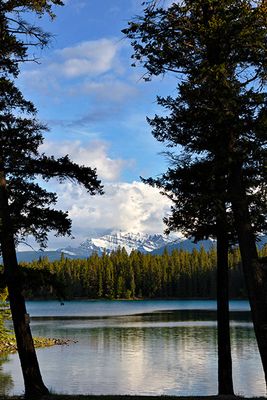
63, 231, 174, 257
13, 230, 266, 263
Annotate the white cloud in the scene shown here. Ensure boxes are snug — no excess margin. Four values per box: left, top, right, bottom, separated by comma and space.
53, 180, 172, 246
41, 139, 131, 181
70, 79, 138, 102
18, 180, 172, 250
55, 39, 119, 78
20, 38, 139, 107
23, 38, 122, 83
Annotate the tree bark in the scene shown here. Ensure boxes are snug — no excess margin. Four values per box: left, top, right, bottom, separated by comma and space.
229, 160, 267, 390
216, 216, 234, 395
0, 170, 49, 398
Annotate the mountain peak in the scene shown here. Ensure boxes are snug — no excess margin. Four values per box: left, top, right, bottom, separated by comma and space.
78, 231, 172, 255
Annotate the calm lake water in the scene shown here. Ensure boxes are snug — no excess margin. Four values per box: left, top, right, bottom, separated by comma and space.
0, 300, 265, 397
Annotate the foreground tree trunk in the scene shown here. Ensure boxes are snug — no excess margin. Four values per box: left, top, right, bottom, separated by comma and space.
0, 170, 49, 398
229, 161, 267, 390
216, 213, 234, 395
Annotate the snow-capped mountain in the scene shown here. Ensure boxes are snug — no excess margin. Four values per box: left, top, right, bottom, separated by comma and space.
62, 231, 174, 257
13, 232, 267, 262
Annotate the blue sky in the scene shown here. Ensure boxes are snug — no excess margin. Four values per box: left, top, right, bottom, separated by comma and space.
18, 0, 178, 249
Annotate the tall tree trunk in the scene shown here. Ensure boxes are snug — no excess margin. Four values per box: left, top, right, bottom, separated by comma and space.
0, 170, 49, 398
216, 218, 234, 395
229, 160, 267, 390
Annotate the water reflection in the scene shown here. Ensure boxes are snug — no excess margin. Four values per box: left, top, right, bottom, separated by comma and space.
0, 305, 265, 397
0, 354, 13, 395
25, 299, 250, 317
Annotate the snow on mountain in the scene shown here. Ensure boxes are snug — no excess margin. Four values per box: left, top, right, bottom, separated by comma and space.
61, 231, 174, 257
12, 233, 267, 262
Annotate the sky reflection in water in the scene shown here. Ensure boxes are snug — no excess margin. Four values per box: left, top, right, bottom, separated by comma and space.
0, 300, 265, 397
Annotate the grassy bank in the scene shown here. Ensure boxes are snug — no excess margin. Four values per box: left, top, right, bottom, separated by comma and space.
0, 335, 71, 353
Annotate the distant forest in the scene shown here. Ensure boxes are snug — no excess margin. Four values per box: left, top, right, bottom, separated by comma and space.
5, 245, 265, 300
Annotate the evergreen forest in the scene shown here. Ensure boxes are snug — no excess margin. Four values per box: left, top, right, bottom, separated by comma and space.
3, 245, 266, 300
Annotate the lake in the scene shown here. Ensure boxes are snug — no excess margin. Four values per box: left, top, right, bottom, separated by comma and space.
0, 300, 265, 397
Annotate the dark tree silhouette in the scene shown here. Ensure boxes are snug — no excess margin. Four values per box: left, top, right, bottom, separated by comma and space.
0, 1, 103, 397
123, 0, 267, 392
144, 158, 234, 394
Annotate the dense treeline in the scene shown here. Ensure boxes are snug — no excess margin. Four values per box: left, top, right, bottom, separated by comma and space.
10, 245, 266, 300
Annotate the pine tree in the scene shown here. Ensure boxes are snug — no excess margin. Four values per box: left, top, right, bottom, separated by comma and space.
0, 1, 103, 397
144, 159, 234, 392
123, 0, 267, 392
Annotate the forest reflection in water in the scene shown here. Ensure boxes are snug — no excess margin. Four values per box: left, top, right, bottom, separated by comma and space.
0, 303, 265, 397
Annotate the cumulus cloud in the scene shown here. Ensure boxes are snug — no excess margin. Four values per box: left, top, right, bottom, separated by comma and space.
53, 180, 172, 246
18, 180, 171, 250
41, 139, 132, 181
21, 38, 124, 91
20, 37, 139, 109
54, 39, 119, 78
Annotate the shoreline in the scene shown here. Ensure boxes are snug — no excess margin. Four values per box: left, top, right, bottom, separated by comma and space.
0, 335, 75, 354
24, 297, 247, 301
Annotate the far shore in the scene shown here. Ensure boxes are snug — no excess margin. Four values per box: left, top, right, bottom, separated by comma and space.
24, 296, 247, 301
